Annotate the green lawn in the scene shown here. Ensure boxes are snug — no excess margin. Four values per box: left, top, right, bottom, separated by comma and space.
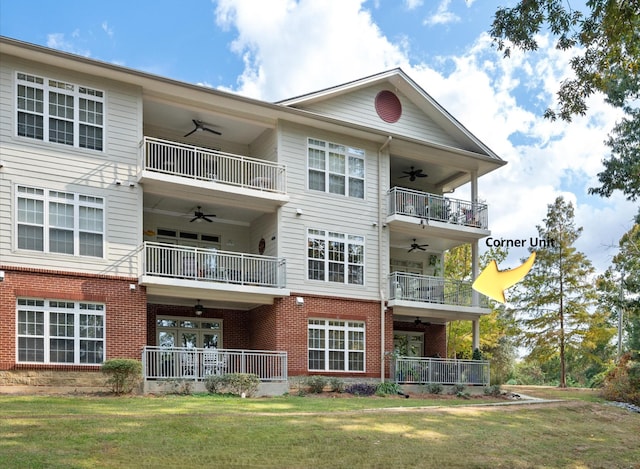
1, 392, 639, 468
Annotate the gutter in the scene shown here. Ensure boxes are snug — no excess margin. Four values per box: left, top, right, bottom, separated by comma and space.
378, 136, 392, 382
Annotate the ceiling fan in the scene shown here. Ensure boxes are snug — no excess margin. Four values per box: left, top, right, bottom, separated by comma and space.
183, 119, 222, 137
190, 206, 216, 223
414, 317, 431, 326
399, 166, 428, 181
408, 239, 429, 252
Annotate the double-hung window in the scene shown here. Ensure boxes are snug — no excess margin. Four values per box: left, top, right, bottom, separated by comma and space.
17, 72, 104, 151
307, 229, 364, 285
308, 138, 365, 198
17, 299, 105, 364
17, 185, 104, 257
308, 319, 365, 372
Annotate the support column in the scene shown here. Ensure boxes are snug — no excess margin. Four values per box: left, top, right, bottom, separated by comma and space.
472, 319, 480, 351
470, 170, 479, 307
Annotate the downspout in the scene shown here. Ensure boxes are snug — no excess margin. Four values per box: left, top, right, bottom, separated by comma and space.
378, 136, 392, 382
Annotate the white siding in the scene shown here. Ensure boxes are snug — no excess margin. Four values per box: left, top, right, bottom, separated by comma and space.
295, 84, 465, 149
0, 55, 142, 277
277, 120, 384, 300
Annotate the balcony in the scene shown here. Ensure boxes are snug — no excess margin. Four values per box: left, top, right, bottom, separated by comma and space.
138, 137, 288, 211
393, 356, 490, 386
386, 187, 489, 247
388, 272, 489, 320
139, 242, 289, 306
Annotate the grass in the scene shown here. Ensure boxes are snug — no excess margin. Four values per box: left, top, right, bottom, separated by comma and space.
1, 391, 639, 468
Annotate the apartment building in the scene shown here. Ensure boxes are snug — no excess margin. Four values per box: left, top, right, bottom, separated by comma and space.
0, 36, 505, 392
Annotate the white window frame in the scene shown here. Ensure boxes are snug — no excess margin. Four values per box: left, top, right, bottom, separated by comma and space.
308, 319, 365, 372
16, 185, 105, 258
307, 138, 365, 199
156, 316, 223, 349
307, 229, 365, 285
16, 72, 105, 151
16, 298, 106, 365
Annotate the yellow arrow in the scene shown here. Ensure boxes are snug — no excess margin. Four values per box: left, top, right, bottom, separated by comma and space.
472, 252, 536, 303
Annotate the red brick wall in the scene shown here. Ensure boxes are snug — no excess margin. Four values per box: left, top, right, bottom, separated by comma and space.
393, 319, 447, 357
0, 267, 147, 370
270, 295, 392, 378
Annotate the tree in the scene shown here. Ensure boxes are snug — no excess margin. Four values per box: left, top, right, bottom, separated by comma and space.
511, 196, 598, 387
490, 1, 640, 201
597, 222, 640, 353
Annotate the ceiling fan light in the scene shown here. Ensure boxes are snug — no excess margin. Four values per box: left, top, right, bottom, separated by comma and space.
194, 300, 204, 316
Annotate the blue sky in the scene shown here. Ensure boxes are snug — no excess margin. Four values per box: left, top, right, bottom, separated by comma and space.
1, 0, 635, 274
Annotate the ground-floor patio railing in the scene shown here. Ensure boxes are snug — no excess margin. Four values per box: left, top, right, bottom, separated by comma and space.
142, 346, 288, 382
393, 356, 490, 386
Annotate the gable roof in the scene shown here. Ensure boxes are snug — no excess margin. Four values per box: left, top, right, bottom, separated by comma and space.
278, 68, 504, 163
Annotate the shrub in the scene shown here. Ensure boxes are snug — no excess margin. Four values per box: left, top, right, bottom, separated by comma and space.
375, 381, 401, 396
101, 359, 142, 394
164, 379, 194, 395
329, 377, 345, 393
305, 376, 328, 393
450, 383, 466, 395
600, 353, 640, 406
345, 383, 377, 396
204, 373, 260, 397
425, 383, 443, 395
484, 384, 502, 397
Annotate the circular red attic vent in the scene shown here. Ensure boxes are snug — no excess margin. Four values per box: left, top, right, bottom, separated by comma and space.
375, 90, 402, 123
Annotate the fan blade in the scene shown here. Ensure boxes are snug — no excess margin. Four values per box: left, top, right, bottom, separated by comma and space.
203, 217, 213, 222
190, 216, 198, 222
416, 172, 428, 178
183, 128, 197, 137
417, 246, 426, 251
203, 127, 222, 136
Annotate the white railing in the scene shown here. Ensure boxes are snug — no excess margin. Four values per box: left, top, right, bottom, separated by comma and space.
388, 187, 488, 229
141, 136, 287, 194
393, 356, 490, 386
389, 272, 488, 307
143, 241, 287, 288
143, 346, 288, 382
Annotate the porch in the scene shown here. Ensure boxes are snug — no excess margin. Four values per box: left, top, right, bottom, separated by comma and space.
387, 187, 488, 231
388, 272, 488, 308
393, 356, 490, 386
142, 346, 289, 395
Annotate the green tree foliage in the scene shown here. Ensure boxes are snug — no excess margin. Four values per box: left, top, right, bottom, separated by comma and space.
597, 222, 640, 352
490, 1, 640, 201
511, 196, 600, 387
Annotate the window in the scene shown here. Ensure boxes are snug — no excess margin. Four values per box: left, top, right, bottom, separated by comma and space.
17, 299, 105, 364
307, 229, 364, 285
17, 185, 104, 257
156, 317, 223, 349
308, 319, 365, 372
17, 72, 104, 151
308, 138, 365, 198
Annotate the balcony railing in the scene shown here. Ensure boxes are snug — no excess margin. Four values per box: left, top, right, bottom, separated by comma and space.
143, 346, 288, 382
389, 272, 488, 308
393, 356, 490, 386
388, 187, 488, 229
141, 136, 287, 194
143, 241, 287, 288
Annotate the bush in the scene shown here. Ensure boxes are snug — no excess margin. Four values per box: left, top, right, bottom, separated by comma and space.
204, 373, 260, 397
425, 383, 443, 395
345, 383, 377, 396
600, 353, 640, 406
375, 381, 401, 396
484, 384, 502, 397
305, 376, 328, 393
329, 377, 345, 393
101, 359, 142, 394
164, 379, 194, 395
449, 383, 466, 395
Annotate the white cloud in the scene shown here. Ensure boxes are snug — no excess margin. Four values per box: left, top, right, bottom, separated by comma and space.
423, 0, 459, 26
101, 21, 114, 38
214, 0, 408, 100
46, 33, 90, 57
404, 0, 423, 10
